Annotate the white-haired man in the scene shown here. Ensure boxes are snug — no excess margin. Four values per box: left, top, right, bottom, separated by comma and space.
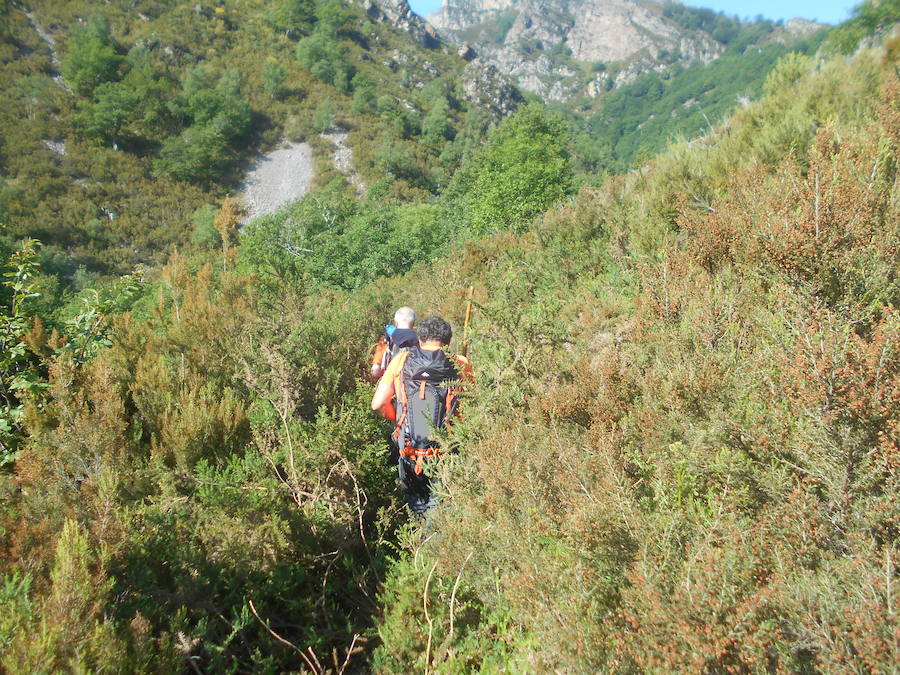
370, 306, 418, 381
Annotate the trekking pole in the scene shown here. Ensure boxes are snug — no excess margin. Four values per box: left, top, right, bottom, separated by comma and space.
461, 285, 474, 358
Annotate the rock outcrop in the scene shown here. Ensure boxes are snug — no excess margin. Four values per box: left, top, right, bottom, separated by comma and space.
362, 0, 440, 47
428, 0, 724, 100
460, 61, 525, 117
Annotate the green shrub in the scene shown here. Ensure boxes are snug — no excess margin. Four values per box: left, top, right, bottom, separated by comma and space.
468, 104, 574, 234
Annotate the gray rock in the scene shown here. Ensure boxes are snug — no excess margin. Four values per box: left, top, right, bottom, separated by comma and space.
428, 0, 726, 101
239, 143, 314, 225
461, 61, 524, 118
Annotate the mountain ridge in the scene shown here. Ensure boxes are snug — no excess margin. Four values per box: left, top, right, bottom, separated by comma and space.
425, 0, 825, 100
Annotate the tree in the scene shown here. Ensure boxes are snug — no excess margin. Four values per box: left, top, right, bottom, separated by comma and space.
313, 97, 335, 133
269, 0, 315, 38
0, 240, 44, 463
169, 67, 251, 140
295, 33, 351, 90
154, 125, 231, 182
468, 104, 574, 233
120, 45, 172, 136
262, 58, 288, 99
422, 96, 453, 148
75, 81, 139, 144
351, 85, 375, 114
14, 75, 54, 121
191, 204, 220, 250
315, 0, 353, 37
61, 14, 123, 95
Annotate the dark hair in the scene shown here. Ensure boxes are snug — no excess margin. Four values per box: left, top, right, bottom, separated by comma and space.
416, 317, 452, 345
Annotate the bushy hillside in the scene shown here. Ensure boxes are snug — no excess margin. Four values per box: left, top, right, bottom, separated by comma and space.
0, 2, 897, 672
0, 0, 479, 292
1, 0, 833, 304
573, 25, 827, 172
370, 43, 899, 672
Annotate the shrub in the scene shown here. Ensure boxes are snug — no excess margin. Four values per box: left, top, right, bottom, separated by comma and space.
467, 104, 574, 234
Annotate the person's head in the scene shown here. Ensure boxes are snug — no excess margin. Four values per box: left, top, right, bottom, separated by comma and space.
394, 306, 416, 329
416, 317, 452, 346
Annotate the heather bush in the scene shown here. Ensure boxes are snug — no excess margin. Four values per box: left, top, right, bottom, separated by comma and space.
373, 44, 899, 674
2, 8, 897, 673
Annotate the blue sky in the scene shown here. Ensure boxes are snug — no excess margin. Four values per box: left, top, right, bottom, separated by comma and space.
406, 0, 857, 25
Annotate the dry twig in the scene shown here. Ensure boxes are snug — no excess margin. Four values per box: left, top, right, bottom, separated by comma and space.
424, 560, 439, 674
249, 599, 320, 673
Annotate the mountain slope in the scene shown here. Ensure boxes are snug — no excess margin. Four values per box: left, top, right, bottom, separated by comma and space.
0, 0, 491, 285
428, 0, 824, 101
1, 1, 897, 666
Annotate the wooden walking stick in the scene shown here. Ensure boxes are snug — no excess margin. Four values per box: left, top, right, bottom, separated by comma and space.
461, 285, 474, 358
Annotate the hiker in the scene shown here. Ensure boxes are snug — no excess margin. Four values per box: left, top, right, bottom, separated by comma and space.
370, 306, 418, 381
371, 317, 472, 517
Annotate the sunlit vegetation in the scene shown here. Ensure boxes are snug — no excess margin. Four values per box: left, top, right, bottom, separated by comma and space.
574, 25, 828, 172
0, 0, 897, 671
0, 0, 476, 287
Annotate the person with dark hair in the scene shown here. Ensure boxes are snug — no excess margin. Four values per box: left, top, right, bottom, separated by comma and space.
371, 316, 473, 517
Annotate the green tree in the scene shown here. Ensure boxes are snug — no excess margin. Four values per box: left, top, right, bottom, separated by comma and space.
13, 75, 55, 121
154, 125, 231, 182
119, 44, 172, 136
61, 14, 123, 95
315, 0, 353, 37
191, 204, 220, 250
313, 97, 335, 133
168, 67, 251, 140
0, 240, 44, 463
75, 81, 139, 143
468, 104, 574, 233
295, 33, 351, 89
268, 0, 315, 38
422, 96, 453, 147
261, 57, 288, 99
351, 84, 376, 114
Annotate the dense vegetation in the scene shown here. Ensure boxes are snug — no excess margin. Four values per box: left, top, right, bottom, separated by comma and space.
1, 0, 833, 297
0, 0, 480, 293
1, 0, 898, 672
372, 45, 898, 672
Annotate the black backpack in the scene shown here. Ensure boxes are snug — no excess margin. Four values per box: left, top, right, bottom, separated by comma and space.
379, 327, 418, 373
393, 347, 461, 473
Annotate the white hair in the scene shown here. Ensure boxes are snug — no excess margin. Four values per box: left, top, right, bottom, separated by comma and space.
393, 306, 416, 328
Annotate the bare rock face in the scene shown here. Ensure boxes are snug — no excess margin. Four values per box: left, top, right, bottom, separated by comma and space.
461, 61, 524, 118
362, 0, 440, 47
475, 45, 578, 101
784, 18, 824, 36
568, 0, 685, 62
431, 0, 518, 31
429, 0, 723, 101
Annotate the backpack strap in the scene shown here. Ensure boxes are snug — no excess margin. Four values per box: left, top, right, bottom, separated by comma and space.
390, 351, 410, 445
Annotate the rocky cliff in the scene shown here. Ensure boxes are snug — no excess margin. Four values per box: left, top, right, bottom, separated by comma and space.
427, 0, 736, 101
